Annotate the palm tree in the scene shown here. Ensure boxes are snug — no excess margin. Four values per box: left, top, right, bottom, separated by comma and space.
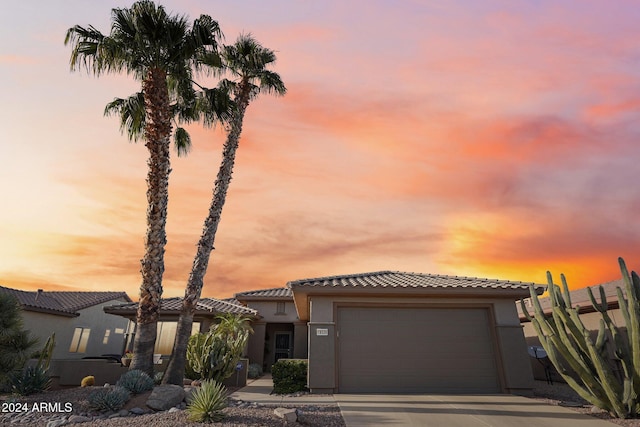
65, 1, 221, 376
162, 34, 286, 385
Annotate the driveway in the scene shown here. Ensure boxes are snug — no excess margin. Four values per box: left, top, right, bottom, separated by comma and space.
334, 394, 616, 427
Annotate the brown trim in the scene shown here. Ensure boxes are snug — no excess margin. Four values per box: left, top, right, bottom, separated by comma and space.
22, 307, 79, 318
294, 287, 535, 321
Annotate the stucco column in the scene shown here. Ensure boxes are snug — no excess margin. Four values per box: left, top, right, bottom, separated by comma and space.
293, 321, 308, 359
307, 322, 336, 393
247, 321, 266, 368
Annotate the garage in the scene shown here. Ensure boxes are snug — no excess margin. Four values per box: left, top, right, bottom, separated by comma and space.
337, 306, 500, 393
288, 270, 543, 395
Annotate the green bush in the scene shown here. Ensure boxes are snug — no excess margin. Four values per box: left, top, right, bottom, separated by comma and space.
88, 386, 131, 412
271, 359, 307, 394
186, 380, 227, 423
0, 293, 38, 391
10, 365, 51, 396
116, 369, 154, 395
247, 363, 263, 379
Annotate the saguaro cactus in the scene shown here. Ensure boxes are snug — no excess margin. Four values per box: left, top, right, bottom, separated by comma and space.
521, 257, 640, 419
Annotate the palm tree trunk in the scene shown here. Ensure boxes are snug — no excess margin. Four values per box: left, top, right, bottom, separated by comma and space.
131, 67, 172, 377
163, 93, 249, 385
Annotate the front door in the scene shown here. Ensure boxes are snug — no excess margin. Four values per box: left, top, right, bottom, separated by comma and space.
274, 332, 292, 362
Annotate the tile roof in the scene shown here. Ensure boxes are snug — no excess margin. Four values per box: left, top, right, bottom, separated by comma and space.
235, 287, 293, 299
0, 285, 131, 317
287, 271, 543, 291
104, 297, 257, 316
518, 278, 626, 319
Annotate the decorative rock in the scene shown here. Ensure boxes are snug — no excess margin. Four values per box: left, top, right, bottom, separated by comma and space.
103, 383, 110, 387
274, 407, 298, 423
168, 407, 181, 413
190, 380, 201, 387
46, 416, 68, 427
184, 385, 196, 402
130, 407, 146, 415
146, 385, 186, 411
68, 415, 92, 423
183, 378, 192, 386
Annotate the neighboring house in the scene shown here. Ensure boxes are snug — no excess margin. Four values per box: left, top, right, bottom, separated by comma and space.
103, 297, 258, 355
518, 278, 628, 381
0, 285, 131, 360
287, 271, 544, 395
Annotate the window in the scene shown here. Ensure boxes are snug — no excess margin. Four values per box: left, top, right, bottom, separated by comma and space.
69, 327, 91, 353
154, 321, 201, 355
102, 329, 111, 345
276, 302, 286, 314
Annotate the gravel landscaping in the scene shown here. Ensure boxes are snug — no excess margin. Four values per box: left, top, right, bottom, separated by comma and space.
0, 385, 345, 427
2, 380, 640, 426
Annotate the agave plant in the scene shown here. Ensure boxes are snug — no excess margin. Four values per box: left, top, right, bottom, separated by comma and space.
186, 380, 227, 422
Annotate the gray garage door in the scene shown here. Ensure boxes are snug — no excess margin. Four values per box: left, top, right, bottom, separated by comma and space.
337, 307, 500, 393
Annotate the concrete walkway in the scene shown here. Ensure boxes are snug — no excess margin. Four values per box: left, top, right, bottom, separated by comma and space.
229, 374, 335, 405
231, 377, 616, 426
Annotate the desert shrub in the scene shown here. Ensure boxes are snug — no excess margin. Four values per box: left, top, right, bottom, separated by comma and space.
9, 365, 51, 396
271, 359, 307, 394
116, 369, 154, 395
0, 293, 38, 390
247, 363, 263, 379
81, 375, 95, 387
88, 386, 130, 412
187, 314, 252, 382
186, 380, 227, 423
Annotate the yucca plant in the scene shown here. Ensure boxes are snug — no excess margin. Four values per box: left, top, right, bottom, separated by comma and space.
10, 365, 51, 396
88, 386, 131, 412
186, 380, 227, 423
116, 369, 154, 395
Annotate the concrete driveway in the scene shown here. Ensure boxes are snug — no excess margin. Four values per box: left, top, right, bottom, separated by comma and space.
334, 394, 616, 427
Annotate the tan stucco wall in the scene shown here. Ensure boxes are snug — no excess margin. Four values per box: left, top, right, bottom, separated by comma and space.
21, 298, 131, 360
245, 300, 299, 323
243, 300, 308, 371
306, 295, 533, 394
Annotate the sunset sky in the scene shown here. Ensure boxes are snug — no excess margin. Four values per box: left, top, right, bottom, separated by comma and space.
1, 0, 639, 300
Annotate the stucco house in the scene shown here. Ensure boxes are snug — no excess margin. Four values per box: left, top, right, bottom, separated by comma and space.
287, 271, 544, 394
0, 285, 131, 360
104, 270, 542, 395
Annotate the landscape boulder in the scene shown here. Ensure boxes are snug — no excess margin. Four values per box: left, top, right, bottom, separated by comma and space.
274, 407, 298, 423
146, 385, 186, 411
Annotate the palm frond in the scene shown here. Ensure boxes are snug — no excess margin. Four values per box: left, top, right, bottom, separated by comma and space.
198, 85, 232, 127
104, 92, 146, 142
174, 127, 192, 157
